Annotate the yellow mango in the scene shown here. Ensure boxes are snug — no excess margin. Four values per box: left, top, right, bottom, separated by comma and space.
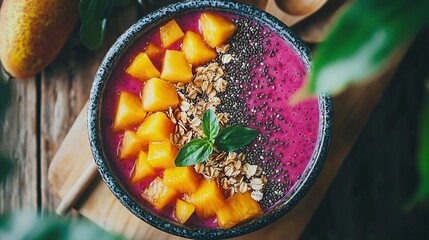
216, 192, 263, 229
126, 52, 160, 81
147, 140, 178, 169
136, 112, 174, 142
120, 130, 148, 159
141, 177, 178, 211
189, 179, 225, 219
160, 50, 193, 83
113, 92, 146, 131
175, 199, 195, 224
0, 0, 79, 78
142, 78, 178, 112
130, 151, 156, 184
159, 19, 184, 48
144, 42, 164, 60
163, 167, 201, 194
181, 31, 217, 66
199, 12, 237, 48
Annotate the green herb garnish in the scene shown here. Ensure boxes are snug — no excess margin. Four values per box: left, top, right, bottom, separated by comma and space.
215, 125, 259, 152
175, 109, 258, 167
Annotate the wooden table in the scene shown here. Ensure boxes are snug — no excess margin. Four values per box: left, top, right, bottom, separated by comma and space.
1, 1, 429, 239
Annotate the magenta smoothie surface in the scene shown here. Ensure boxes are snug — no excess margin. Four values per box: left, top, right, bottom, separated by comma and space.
100, 11, 319, 228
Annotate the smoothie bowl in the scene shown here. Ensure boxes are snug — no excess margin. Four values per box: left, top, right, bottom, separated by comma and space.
88, 0, 332, 239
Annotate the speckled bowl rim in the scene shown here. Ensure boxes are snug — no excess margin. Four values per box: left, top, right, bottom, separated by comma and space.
88, 0, 333, 239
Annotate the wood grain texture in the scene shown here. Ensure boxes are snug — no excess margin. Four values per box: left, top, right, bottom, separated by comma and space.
0, 78, 38, 213
40, 4, 138, 214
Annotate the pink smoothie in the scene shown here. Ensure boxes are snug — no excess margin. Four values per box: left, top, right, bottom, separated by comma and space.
100, 11, 318, 228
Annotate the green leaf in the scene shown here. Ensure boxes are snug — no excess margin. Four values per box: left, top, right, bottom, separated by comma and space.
79, 0, 110, 50
309, 0, 429, 95
215, 125, 258, 152
408, 88, 429, 207
202, 109, 219, 140
0, 211, 123, 240
79, 0, 108, 23
175, 139, 213, 167
79, 18, 107, 50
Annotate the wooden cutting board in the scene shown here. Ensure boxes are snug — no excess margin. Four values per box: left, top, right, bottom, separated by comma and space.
47, 0, 399, 239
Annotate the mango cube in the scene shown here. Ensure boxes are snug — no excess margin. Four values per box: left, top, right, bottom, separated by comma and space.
159, 19, 184, 47
147, 140, 178, 169
142, 78, 179, 112
175, 199, 195, 224
163, 167, 201, 194
216, 192, 263, 229
136, 112, 174, 142
181, 31, 217, 66
120, 130, 148, 159
160, 50, 193, 83
199, 12, 237, 48
144, 42, 163, 60
189, 179, 225, 219
112, 92, 146, 131
126, 52, 160, 81
130, 151, 156, 184
141, 177, 178, 211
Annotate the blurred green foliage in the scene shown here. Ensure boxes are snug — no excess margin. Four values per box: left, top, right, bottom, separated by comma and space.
79, 0, 133, 50
309, 0, 429, 207
309, 0, 429, 94
0, 212, 123, 240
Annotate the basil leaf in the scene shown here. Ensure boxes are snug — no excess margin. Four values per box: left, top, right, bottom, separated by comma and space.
175, 139, 213, 167
215, 125, 258, 152
308, 0, 429, 95
202, 109, 219, 140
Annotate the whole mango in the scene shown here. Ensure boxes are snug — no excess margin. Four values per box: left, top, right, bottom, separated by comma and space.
0, 0, 79, 78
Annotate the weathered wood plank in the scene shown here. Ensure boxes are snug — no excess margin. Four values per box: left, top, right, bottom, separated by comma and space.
40, 4, 138, 214
0, 77, 38, 213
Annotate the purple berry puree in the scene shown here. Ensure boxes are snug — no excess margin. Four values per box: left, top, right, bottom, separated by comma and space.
99, 11, 318, 228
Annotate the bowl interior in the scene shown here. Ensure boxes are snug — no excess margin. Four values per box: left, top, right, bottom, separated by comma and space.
88, 1, 332, 239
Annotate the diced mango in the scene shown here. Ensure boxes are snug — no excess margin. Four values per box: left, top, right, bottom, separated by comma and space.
141, 177, 178, 211
126, 52, 160, 81
120, 130, 148, 159
181, 31, 217, 66
136, 112, 174, 142
159, 19, 184, 47
142, 78, 179, 111
144, 42, 163, 60
112, 92, 146, 131
160, 50, 193, 83
216, 192, 263, 229
147, 140, 178, 169
175, 199, 195, 224
189, 179, 225, 219
199, 12, 237, 48
163, 167, 201, 194
130, 151, 156, 184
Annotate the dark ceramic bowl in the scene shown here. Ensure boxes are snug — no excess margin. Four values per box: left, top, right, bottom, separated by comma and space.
88, 0, 332, 239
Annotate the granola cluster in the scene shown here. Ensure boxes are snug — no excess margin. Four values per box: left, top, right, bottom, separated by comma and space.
166, 45, 267, 201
